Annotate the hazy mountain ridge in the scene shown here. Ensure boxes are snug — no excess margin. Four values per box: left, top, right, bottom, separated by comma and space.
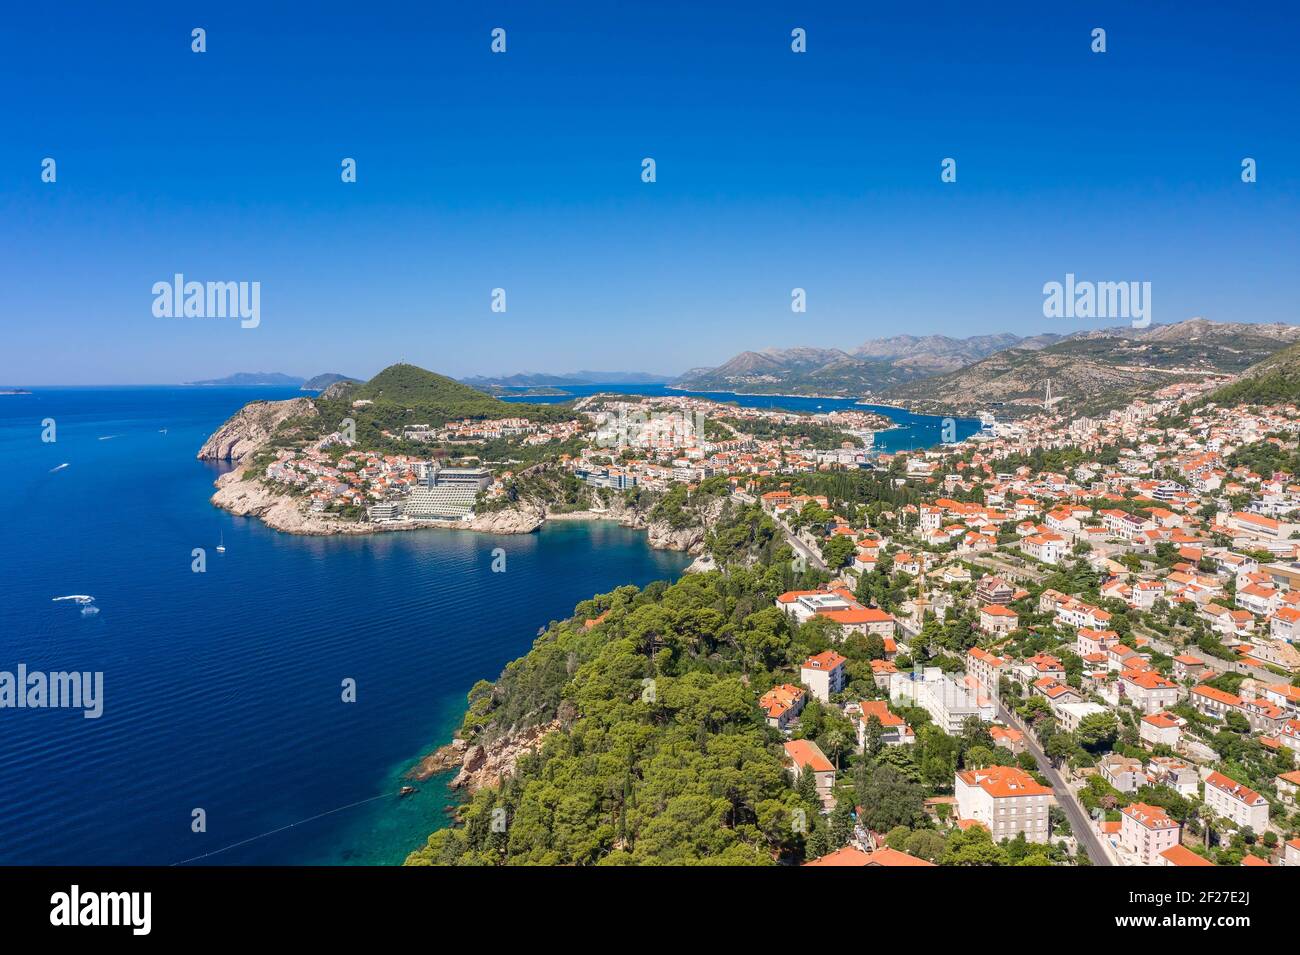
881, 320, 1300, 417
300, 373, 358, 392
673, 331, 1044, 395
850, 332, 1058, 372
188, 371, 359, 389
672, 320, 1299, 407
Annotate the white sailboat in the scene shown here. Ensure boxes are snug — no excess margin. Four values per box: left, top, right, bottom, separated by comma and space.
216, 532, 226, 554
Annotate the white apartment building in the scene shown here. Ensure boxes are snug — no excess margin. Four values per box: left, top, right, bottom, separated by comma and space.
1120, 803, 1181, 865
955, 766, 1053, 844
965, 647, 1008, 692
890, 667, 995, 734
1139, 711, 1186, 748
1021, 532, 1066, 565
1055, 701, 1109, 734
1286, 838, 1300, 867
799, 651, 847, 703
1120, 669, 1181, 715
1203, 772, 1269, 832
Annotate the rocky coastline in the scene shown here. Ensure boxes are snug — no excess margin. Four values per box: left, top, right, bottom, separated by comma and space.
197, 395, 730, 812
205, 465, 720, 552
406, 720, 562, 794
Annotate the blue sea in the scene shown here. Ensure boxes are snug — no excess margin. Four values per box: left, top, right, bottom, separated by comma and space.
0, 385, 973, 865
501, 383, 982, 452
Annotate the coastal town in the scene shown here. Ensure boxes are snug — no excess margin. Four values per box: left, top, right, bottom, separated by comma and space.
15, 3, 1300, 932
249, 393, 893, 524
736, 376, 1300, 867
206, 360, 1300, 868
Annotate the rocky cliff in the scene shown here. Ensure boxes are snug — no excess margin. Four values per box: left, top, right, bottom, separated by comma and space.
467, 504, 546, 534
645, 496, 728, 554
540, 494, 728, 555
209, 467, 550, 537
196, 397, 319, 462
408, 721, 561, 793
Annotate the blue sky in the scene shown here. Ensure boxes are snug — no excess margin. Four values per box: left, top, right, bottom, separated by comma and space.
2, 1, 1297, 384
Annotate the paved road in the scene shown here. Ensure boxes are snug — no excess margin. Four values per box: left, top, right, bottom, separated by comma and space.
999, 704, 1112, 866
730, 492, 830, 572
775, 517, 829, 573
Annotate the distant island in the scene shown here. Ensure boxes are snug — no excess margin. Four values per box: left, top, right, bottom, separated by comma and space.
0, 387, 32, 395
185, 371, 358, 390
482, 385, 572, 397
187, 372, 307, 387
460, 371, 669, 388
300, 373, 359, 392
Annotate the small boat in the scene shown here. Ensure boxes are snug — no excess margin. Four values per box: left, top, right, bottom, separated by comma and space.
398, 786, 417, 798
53, 596, 98, 616
159, 428, 168, 434
50, 463, 69, 473
216, 532, 226, 554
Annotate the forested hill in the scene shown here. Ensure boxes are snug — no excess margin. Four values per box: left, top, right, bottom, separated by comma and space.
406, 515, 807, 865
310, 363, 576, 446
405, 485, 1040, 867
1204, 340, 1300, 407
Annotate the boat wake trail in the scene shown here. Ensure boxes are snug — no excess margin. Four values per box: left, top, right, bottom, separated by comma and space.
170, 792, 393, 866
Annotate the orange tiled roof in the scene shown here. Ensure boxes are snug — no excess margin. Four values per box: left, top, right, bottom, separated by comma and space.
784, 739, 834, 774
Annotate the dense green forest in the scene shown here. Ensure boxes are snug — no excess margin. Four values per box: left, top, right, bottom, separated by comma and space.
405, 504, 1068, 866
306, 363, 577, 451
1204, 341, 1300, 408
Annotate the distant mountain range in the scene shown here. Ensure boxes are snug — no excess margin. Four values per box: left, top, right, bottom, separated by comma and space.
300, 373, 358, 392
880, 320, 1300, 416
671, 320, 1300, 416
672, 333, 1063, 396
183, 320, 1300, 418
188, 372, 307, 387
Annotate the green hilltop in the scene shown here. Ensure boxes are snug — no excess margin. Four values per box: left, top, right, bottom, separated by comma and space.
1206, 340, 1300, 407
311, 363, 576, 448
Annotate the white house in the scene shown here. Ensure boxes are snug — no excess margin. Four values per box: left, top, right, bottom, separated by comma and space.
800, 651, 847, 703
1203, 772, 1269, 832
1021, 531, 1067, 565
1120, 803, 1181, 866
954, 766, 1053, 844
1139, 711, 1186, 748
1120, 669, 1181, 715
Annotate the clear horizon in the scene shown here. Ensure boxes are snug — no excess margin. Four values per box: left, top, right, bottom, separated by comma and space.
3, 1, 1298, 385
1, 316, 1285, 387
